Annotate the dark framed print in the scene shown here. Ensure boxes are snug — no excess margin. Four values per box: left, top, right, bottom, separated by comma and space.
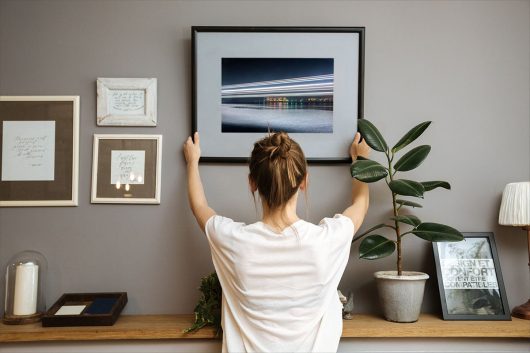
192, 26, 365, 163
433, 233, 511, 320
91, 134, 162, 204
0, 96, 79, 206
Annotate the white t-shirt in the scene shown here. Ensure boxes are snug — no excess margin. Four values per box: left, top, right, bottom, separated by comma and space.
205, 214, 354, 353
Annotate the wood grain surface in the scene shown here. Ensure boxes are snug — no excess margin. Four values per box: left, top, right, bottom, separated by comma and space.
0, 314, 528, 343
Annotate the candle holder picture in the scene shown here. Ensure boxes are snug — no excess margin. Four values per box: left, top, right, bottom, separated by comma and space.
3, 250, 47, 324
91, 134, 162, 204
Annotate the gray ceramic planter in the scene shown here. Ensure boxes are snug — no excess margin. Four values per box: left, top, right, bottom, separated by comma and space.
374, 271, 429, 323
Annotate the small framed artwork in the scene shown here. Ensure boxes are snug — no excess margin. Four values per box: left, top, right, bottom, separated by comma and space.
433, 232, 511, 320
192, 26, 365, 163
0, 96, 79, 207
91, 134, 162, 204
97, 78, 157, 126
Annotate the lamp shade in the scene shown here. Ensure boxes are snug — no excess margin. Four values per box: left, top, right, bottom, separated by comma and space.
499, 182, 530, 226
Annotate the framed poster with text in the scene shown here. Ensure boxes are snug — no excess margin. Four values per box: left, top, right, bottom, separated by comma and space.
433, 232, 511, 320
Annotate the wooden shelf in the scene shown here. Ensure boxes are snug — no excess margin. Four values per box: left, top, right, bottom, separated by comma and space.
0, 314, 528, 343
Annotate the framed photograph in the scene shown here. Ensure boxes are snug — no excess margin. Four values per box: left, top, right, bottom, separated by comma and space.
97, 78, 157, 126
433, 232, 511, 320
91, 134, 162, 204
192, 26, 365, 163
0, 96, 79, 207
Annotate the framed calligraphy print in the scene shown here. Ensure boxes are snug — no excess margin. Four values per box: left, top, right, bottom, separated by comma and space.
433, 232, 511, 320
91, 134, 162, 204
0, 96, 79, 207
97, 78, 157, 126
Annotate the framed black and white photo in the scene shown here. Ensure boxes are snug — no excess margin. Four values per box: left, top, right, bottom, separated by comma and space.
97, 78, 157, 126
433, 233, 511, 320
91, 134, 162, 204
192, 26, 365, 163
0, 96, 79, 206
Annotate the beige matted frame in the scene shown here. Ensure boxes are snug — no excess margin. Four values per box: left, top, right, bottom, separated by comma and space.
91, 134, 162, 204
0, 96, 79, 207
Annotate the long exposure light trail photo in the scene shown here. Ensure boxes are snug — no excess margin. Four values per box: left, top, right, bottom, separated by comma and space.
221, 58, 334, 133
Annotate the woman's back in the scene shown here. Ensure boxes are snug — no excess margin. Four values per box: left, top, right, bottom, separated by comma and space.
206, 214, 354, 352
184, 130, 369, 352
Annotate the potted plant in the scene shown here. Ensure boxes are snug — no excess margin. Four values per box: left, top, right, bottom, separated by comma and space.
351, 119, 463, 323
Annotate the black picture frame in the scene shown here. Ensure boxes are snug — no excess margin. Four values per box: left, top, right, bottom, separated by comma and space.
432, 232, 511, 320
192, 26, 365, 164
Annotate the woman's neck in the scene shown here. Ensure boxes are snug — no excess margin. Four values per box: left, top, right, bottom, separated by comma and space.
261, 194, 300, 232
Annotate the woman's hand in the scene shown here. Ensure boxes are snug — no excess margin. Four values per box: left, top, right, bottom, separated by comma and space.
184, 132, 201, 165
350, 132, 370, 161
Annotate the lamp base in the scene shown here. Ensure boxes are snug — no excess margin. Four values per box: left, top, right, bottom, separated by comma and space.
512, 299, 530, 320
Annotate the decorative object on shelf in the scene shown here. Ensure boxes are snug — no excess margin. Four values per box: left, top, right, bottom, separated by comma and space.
91, 134, 162, 204
433, 232, 511, 320
184, 272, 222, 336
3, 250, 48, 324
42, 292, 127, 327
192, 26, 364, 163
97, 78, 157, 126
338, 290, 354, 320
350, 119, 464, 323
499, 181, 530, 320
0, 96, 79, 206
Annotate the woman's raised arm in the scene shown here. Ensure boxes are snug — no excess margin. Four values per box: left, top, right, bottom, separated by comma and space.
184, 132, 216, 232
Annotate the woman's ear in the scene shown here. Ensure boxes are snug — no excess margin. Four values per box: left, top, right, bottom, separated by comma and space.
248, 175, 257, 193
299, 173, 309, 191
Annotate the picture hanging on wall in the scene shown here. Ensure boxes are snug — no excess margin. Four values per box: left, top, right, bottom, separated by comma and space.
192, 26, 365, 163
97, 78, 157, 126
91, 134, 162, 204
433, 232, 511, 320
0, 96, 79, 207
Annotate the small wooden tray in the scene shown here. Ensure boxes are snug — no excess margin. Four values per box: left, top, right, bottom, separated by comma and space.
42, 292, 127, 327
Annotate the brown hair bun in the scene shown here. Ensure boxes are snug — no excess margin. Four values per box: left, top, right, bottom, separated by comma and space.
249, 132, 307, 210
269, 132, 292, 159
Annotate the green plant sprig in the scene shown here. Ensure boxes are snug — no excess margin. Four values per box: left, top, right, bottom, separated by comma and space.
183, 272, 222, 336
350, 119, 463, 275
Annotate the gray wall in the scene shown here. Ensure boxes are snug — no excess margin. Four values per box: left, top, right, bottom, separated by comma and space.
0, 0, 528, 318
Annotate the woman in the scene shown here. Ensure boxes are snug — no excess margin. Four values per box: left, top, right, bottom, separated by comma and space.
184, 131, 370, 352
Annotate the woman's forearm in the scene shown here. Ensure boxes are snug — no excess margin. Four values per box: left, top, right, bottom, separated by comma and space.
186, 162, 216, 231
183, 133, 216, 232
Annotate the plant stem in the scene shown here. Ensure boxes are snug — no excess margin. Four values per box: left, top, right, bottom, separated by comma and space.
387, 152, 402, 276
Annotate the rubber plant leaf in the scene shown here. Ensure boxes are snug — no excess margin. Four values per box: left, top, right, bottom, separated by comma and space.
421, 181, 451, 192
392, 121, 432, 153
350, 159, 388, 183
394, 145, 431, 172
359, 235, 396, 260
390, 215, 422, 227
358, 119, 388, 152
412, 223, 464, 242
389, 179, 425, 198
396, 199, 423, 208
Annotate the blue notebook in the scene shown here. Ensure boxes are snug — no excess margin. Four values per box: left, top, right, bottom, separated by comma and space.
85, 298, 117, 314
